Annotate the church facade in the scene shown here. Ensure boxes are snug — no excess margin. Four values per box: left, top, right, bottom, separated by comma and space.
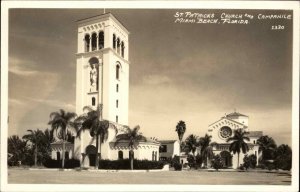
207, 112, 262, 169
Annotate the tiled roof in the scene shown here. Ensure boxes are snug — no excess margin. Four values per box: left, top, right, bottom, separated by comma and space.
112, 134, 160, 144
159, 140, 177, 144
247, 131, 263, 137
226, 112, 248, 117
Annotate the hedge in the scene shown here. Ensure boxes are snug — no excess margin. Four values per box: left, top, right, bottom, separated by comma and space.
99, 159, 166, 170
43, 158, 80, 168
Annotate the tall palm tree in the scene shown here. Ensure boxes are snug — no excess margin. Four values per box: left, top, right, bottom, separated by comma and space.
199, 134, 212, 167
184, 134, 199, 156
257, 135, 277, 163
114, 125, 144, 170
22, 129, 44, 166
175, 121, 186, 153
48, 109, 76, 168
226, 128, 250, 168
75, 104, 117, 169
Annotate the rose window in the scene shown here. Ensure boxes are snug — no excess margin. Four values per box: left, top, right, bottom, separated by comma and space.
219, 126, 232, 139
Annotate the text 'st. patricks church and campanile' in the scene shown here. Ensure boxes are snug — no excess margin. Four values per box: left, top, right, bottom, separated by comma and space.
74, 13, 130, 161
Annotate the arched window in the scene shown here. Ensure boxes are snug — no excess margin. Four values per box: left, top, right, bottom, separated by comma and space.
116, 64, 120, 79
152, 151, 155, 161
116, 115, 118, 123
116, 100, 118, 108
65, 151, 69, 160
113, 34, 116, 49
98, 31, 104, 49
116, 84, 119, 92
84, 34, 90, 52
117, 38, 120, 54
56, 152, 61, 160
92, 97, 96, 106
121, 41, 125, 58
118, 151, 123, 160
91, 33, 97, 51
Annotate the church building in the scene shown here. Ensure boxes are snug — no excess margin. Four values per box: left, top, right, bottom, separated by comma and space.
207, 111, 262, 169
51, 13, 160, 167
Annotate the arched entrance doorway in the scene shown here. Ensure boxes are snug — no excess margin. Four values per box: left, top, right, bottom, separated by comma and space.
86, 145, 97, 167
220, 151, 232, 168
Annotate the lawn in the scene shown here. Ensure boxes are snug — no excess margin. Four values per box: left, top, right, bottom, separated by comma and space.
7, 168, 291, 185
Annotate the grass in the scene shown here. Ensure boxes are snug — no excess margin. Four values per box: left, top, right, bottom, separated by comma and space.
8, 168, 291, 185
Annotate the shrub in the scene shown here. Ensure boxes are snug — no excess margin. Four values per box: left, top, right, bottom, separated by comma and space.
65, 159, 80, 168
211, 154, 224, 171
243, 154, 257, 170
173, 162, 182, 171
43, 158, 80, 168
195, 154, 202, 168
187, 154, 195, 168
256, 164, 266, 169
274, 155, 292, 170
43, 159, 61, 168
98, 159, 165, 170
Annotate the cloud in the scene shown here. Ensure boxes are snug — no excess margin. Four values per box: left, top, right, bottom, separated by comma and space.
9, 57, 39, 76
25, 97, 75, 111
142, 75, 172, 85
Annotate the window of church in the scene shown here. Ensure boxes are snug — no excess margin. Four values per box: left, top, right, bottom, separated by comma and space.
84, 34, 90, 52
116, 65, 120, 79
57, 152, 61, 160
113, 34, 116, 49
91, 33, 97, 51
118, 151, 123, 160
121, 41, 125, 58
65, 151, 69, 160
116, 84, 119, 92
98, 31, 104, 49
116, 100, 118, 108
92, 97, 96, 106
117, 38, 120, 54
116, 115, 118, 123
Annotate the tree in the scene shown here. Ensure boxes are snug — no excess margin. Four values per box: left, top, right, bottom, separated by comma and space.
22, 129, 45, 166
199, 134, 213, 167
114, 125, 144, 170
211, 154, 224, 171
8, 135, 31, 166
48, 109, 76, 168
75, 104, 117, 169
243, 154, 257, 170
226, 128, 250, 168
257, 135, 277, 163
274, 144, 292, 170
175, 121, 186, 153
184, 134, 199, 156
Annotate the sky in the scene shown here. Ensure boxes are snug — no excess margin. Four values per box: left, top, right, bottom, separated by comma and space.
7, 8, 293, 145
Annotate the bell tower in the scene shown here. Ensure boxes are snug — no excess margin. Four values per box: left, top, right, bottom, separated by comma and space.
75, 13, 129, 125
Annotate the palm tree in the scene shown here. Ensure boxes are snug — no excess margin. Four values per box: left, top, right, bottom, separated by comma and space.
226, 128, 250, 168
199, 134, 212, 167
184, 134, 199, 156
22, 129, 45, 166
48, 109, 76, 168
8, 135, 30, 166
75, 104, 117, 169
175, 120, 186, 153
257, 135, 277, 163
114, 125, 144, 170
